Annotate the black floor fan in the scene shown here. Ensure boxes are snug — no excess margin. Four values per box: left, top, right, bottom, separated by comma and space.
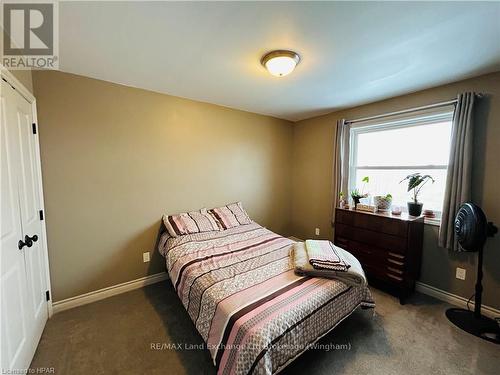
446, 202, 500, 344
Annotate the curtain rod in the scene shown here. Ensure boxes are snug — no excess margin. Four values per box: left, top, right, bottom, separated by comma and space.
344, 98, 458, 125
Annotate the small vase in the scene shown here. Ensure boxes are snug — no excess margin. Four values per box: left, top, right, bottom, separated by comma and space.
353, 197, 361, 207
407, 202, 423, 216
339, 199, 345, 209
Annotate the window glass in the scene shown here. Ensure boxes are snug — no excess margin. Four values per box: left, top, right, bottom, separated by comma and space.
350, 115, 453, 214
356, 122, 452, 167
354, 168, 448, 212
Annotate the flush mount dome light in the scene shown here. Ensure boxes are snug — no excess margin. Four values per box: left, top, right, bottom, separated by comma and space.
261, 50, 300, 77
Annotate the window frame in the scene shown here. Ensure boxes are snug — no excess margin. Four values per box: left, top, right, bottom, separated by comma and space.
348, 111, 454, 223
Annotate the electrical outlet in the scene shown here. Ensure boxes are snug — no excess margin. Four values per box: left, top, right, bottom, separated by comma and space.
143, 252, 150, 263
315, 228, 320, 236
456, 267, 466, 280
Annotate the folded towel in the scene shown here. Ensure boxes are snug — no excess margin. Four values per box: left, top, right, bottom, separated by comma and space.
292, 242, 367, 287
305, 239, 350, 271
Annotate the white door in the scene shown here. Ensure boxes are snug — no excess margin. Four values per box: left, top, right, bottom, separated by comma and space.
0, 78, 49, 371
1, 78, 32, 371
11, 80, 49, 357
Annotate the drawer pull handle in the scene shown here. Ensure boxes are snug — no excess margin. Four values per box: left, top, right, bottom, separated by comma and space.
387, 258, 404, 266
387, 266, 403, 275
387, 273, 403, 281
388, 252, 404, 259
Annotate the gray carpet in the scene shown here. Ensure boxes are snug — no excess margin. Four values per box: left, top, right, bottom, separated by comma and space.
30, 281, 499, 375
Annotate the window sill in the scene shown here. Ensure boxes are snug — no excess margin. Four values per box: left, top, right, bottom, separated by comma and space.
424, 217, 441, 227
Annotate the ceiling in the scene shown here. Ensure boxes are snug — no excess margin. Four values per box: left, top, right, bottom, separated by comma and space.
58, 1, 500, 121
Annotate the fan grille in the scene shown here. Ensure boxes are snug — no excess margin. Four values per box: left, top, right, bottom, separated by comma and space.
454, 203, 487, 251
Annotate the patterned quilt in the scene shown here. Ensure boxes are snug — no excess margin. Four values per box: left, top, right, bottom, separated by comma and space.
159, 223, 374, 375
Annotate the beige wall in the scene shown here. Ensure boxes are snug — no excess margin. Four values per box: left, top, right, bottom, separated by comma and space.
9, 69, 33, 93
33, 71, 293, 302
291, 72, 500, 309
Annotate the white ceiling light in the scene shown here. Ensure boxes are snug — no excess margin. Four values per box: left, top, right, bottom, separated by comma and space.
261, 50, 301, 77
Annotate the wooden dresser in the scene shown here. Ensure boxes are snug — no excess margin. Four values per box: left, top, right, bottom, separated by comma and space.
334, 208, 424, 303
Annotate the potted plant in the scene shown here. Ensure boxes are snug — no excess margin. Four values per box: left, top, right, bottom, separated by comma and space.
373, 194, 392, 212
338, 191, 347, 209
400, 173, 435, 216
351, 176, 369, 207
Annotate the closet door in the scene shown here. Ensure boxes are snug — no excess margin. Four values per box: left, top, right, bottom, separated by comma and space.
0, 78, 49, 370
11, 83, 49, 355
0, 80, 32, 370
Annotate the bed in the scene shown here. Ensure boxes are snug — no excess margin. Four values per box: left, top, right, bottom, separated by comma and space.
158, 222, 374, 375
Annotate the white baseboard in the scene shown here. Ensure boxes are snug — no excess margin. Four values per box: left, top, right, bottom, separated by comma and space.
52, 272, 169, 314
415, 281, 500, 319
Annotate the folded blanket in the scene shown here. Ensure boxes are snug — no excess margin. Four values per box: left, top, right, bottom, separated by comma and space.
292, 242, 367, 287
305, 239, 350, 271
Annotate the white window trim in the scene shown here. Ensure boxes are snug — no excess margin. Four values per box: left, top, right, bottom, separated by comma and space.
348, 111, 454, 223
424, 217, 442, 227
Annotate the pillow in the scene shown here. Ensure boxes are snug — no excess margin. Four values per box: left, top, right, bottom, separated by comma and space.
227, 202, 252, 225
209, 202, 252, 230
163, 209, 220, 237
192, 209, 221, 232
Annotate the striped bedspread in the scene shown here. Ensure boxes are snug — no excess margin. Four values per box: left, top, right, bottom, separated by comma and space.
159, 223, 374, 375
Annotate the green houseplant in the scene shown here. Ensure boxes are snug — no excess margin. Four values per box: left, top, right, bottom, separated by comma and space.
400, 173, 434, 216
351, 176, 369, 207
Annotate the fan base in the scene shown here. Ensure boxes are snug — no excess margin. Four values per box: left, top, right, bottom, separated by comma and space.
446, 308, 500, 344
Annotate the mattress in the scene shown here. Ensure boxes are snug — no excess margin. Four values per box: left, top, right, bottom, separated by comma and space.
159, 222, 374, 375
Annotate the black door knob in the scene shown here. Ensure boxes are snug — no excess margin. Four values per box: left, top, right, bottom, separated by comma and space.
25, 234, 38, 243
18, 240, 29, 250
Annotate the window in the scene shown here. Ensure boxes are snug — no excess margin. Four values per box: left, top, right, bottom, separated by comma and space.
349, 111, 453, 218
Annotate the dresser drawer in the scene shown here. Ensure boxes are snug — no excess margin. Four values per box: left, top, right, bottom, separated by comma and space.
335, 223, 407, 253
335, 241, 406, 285
335, 238, 371, 264
336, 209, 355, 226
362, 263, 404, 284
353, 213, 408, 237
337, 237, 383, 261
335, 237, 407, 274
361, 261, 405, 283
336, 210, 407, 237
